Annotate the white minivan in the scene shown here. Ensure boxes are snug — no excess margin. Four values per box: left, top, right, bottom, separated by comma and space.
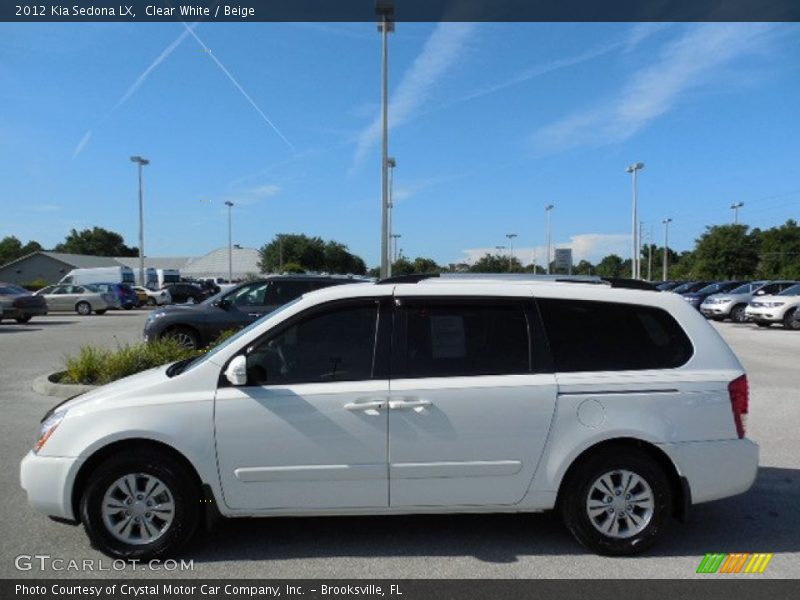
20, 276, 758, 558
60, 266, 135, 287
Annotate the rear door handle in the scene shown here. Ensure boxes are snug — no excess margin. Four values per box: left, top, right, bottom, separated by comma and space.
344, 400, 386, 415
389, 399, 433, 411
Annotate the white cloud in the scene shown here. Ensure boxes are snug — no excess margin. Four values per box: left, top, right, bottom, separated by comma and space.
459, 233, 630, 266
72, 130, 92, 158
352, 22, 476, 168
30, 204, 62, 213
534, 23, 776, 152
248, 184, 281, 197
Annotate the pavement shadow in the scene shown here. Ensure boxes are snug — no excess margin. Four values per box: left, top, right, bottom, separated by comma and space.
187, 466, 799, 564
0, 327, 43, 333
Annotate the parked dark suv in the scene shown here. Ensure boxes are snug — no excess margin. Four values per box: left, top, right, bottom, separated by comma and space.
144, 275, 369, 349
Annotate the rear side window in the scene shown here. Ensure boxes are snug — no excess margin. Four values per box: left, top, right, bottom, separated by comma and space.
536, 299, 693, 372
395, 301, 530, 378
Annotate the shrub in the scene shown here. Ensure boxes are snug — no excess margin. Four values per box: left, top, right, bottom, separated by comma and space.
21, 278, 49, 291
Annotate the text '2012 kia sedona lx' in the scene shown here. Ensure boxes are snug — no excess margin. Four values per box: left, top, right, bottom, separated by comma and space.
20, 275, 758, 558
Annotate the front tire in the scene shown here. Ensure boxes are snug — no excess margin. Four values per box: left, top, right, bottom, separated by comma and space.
15, 316, 32, 323
559, 446, 672, 556
147, 297, 157, 306
730, 304, 747, 323
163, 326, 200, 350
76, 301, 92, 316
783, 308, 800, 330
79, 450, 200, 560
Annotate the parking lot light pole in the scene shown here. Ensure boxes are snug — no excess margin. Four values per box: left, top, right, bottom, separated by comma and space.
626, 162, 645, 279
387, 157, 397, 277
130, 156, 149, 287
731, 202, 744, 225
225, 201, 234, 283
391, 233, 401, 263
377, 2, 394, 279
506, 234, 517, 271
545, 204, 554, 274
662, 218, 672, 281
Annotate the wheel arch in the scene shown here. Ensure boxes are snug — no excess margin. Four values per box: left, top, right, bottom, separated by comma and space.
71, 438, 208, 525
555, 437, 688, 520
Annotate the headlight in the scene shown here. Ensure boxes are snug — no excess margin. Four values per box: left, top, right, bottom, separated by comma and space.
34, 410, 66, 453
717, 298, 731, 303
766, 302, 785, 308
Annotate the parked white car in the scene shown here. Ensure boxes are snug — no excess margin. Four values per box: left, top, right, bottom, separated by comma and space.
133, 286, 172, 307
744, 283, 800, 329
34, 284, 114, 315
20, 276, 758, 558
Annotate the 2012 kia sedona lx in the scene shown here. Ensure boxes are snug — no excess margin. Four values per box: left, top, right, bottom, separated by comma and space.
20, 275, 758, 558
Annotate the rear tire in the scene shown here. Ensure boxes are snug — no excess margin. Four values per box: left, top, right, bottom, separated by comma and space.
559, 446, 672, 556
756, 322, 771, 328
79, 450, 200, 560
783, 308, 800, 330
123, 305, 133, 311
76, 301, 92, 316
730, 304, 747, 323
147, 298, 157, 306
15, 316, 32, 323
95, 309, 107, 315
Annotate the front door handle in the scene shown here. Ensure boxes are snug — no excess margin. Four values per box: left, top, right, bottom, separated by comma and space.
389, 399, 433, 411
343, 400, 386, 414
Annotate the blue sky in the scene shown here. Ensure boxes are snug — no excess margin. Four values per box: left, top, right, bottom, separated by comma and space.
1, 21, 799, 267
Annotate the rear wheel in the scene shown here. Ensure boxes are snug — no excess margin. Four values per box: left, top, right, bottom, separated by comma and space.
95, 309, 107, 315
79, 450, 200, 560
15, 316, 32, 323
147, 297, 157, 306
730, 304, 747, 323
756, 322, 771, 328
76, 301, 92, 316
560, 446, 672, 556
783, 308, 800, 330
123, 305, 133, 311
163, 326, 200, 350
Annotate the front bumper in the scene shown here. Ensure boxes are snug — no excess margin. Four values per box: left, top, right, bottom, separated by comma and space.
700, 302, 733, 318
20, 451, 83, 521
658, 438, 759, 504
745, 307, 782, 323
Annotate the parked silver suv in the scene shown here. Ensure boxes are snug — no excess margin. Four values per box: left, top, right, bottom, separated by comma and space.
700, 280, 798, 323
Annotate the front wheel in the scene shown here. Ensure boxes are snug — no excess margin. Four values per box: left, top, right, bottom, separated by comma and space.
559, 446, 672, 556
76, 301, 92, 316
163, 326, 200, 350
730, 304, 747, 323
783, 308, 800, 330
147, 297, 157, 306
15, 316, 32, 323
79, 450, 200, 560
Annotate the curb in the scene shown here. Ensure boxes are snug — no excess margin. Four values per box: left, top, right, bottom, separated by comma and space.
32, 372, 97, 398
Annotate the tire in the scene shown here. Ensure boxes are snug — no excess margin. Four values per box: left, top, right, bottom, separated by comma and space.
95, 310, 107, 315
123, 305, 133, 311
756, 322, 771, 328
15, 316, 32, 323
730, 304, 747, 323
147, 298, 157, 306
783, 308, 800, 331
559, 446, 672, 556
163, 326, 200, 350
76, 301, 92, 316
79, 449, 200, 560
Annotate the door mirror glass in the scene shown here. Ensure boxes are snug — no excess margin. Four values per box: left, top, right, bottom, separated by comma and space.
215, 298, 231, 310
755, 290, 766, 295
224, 355, 248, 386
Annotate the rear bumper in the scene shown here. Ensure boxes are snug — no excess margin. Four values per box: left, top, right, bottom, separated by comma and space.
3, 305, 48, 319
20, 451, 82, 521
658, 438, 759, 504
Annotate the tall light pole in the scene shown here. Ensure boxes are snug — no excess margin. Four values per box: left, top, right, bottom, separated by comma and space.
391, 233, 402, 263
662, 218, 672, 282
386, 157, 397, 277
626, 162, 645, 279
730, 202, 744, 225
544, 204, 554, 274
377, 1, 394, 278
224, 201, 234, 283
506, 233, 517, 271
130, 155, 149, 286
646, 225, 653, 282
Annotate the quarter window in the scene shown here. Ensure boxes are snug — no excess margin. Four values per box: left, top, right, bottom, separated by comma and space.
396, 301, 530, 378
245, 303, 379, 385
536, 299, 693, 372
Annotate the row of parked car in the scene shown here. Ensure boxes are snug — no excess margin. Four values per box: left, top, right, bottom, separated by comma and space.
0, 279, 231, 322
656, 279, 800, 329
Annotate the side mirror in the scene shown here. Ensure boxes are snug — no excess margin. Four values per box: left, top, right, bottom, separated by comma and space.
224, 355, 248, 386
755, 290, 766, 296
215, 298, 231, 310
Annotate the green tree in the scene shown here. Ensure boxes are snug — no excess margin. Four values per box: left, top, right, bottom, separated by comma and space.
54, 227, 137, 256
755, 220, 800, 279
258, 234, 366, 274
469, 253, 524, 273
572, 260, 594, 275
0, 236, 43, 266
691, 224, 760, 279
594, 254, 625, 277
323, 241, 367, 275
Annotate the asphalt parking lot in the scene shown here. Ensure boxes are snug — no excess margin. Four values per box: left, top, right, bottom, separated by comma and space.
0, 310, 798, 579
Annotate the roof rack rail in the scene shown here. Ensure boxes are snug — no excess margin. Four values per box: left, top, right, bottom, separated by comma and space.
376, 273, 441, 285
376, 272, 657, 290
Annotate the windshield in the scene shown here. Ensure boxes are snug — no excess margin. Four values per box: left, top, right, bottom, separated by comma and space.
778, 284, 800, 296
0, 284, 29, 294
696, 283, 721, 294
730, 282, 758, 295
177, 297, 303, 375
672, 282, 694, 294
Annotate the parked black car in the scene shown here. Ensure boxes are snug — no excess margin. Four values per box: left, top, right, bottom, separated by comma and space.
656, 280, 687, 291
163, 283, 209, 305
0, 282, 48, 323
144, 275, 369, 349
670, 280, 714, 295
682, 280, 746, 310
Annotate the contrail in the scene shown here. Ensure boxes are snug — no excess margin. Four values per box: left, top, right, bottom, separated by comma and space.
179, 22, 294, 151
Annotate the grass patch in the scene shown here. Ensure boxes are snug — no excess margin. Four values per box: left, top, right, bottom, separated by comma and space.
60, 329, 240, 385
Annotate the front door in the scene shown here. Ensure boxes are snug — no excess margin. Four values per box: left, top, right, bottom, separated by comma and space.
388, 296, 558, 508
215, 298, 391, 510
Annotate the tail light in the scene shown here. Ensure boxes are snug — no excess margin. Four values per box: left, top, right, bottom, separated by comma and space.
728, 375, 749, 439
